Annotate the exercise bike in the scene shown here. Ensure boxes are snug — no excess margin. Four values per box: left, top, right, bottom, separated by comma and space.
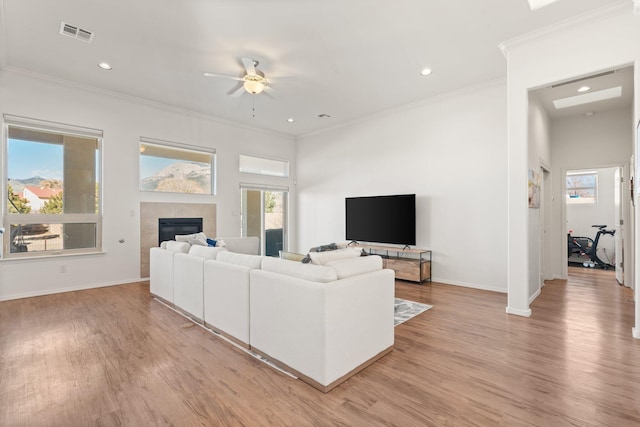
567, 225, 615, 269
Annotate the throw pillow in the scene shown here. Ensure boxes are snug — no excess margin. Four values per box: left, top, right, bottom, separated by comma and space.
308, 247, 362, 265
309, 242, 338, 252
175, 232, 208, 246
279, 251, 306, 262
206, 238, 217, 247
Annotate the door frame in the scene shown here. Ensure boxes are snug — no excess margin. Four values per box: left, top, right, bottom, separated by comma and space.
240, 183, 289, 256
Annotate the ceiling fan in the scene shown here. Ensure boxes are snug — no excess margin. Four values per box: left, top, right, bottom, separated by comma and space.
204, 57, 274, 97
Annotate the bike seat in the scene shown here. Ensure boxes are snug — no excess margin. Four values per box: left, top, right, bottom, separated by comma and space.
591, 224, 607, 229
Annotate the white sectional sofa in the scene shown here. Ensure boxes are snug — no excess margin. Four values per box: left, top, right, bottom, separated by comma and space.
150, 236, 259, 306
174, 245, 228, 322
249, 256, 395, 392
149, 242, 395, 392
203, 251, 264, 347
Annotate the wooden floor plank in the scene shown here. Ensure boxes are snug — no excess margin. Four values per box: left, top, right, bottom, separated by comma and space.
1, 266, 639, 426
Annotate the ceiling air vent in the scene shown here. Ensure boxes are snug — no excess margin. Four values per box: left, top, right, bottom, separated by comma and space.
59, 21, 95, 43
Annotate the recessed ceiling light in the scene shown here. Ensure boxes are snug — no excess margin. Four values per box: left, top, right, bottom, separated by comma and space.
420, 68, 432, 76
577, 86, 591, 93
553, 86, 622, 109
98, 62, 112, 70
287, 118, 294, 123
527, 0, 560, 11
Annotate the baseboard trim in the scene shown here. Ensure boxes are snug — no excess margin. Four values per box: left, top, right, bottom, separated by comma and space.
506, 306, 532, 317
0, 278, 144, 301
528, 288, 541, 304
633, 327, 640, 339
251, 346, 394, 393
432, 278, 507, 294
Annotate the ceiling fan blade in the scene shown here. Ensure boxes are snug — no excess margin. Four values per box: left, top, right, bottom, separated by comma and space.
204, 72, 243, 81
266, 75, 297, 82
241, 57, 256, 76
227, 83, 245, 97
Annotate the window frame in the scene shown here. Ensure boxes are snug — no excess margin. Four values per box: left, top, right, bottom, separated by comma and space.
2, 114, 103, 258
566, 170, 598, 205
239, 154, 289, 178
139, 137, 216, 195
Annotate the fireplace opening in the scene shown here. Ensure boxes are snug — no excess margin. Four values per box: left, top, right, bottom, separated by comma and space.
158, 218, 203, 245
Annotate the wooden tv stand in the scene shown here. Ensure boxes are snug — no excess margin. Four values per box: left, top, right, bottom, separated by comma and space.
341, 243, 431, 283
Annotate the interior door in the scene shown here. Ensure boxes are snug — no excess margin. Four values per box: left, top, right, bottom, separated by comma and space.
614, 166, 624, 284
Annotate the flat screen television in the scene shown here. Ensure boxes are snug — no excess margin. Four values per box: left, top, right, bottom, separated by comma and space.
345, 194, 416, 245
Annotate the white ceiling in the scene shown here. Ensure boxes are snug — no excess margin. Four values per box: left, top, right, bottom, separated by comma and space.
533, 66, 634, 119
0, 0, 628, 136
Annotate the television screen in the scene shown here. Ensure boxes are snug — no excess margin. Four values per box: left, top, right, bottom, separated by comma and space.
345, 194, 416, 245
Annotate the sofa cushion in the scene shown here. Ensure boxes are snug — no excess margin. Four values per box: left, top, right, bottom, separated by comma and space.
261, 257, 338, 283
326, 255, 383, 279
165, 241, 191, 253
175, 232, 208, 246
188, 245, 227, 260
308, 248, 362, 265
217, 251, 263, 269
215, 236, 260, 255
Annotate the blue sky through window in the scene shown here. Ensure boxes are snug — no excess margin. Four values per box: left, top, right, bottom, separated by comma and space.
8, 139, 63, 180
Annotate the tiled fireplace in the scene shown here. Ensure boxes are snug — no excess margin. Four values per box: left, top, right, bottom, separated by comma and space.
140, 202, 216, 278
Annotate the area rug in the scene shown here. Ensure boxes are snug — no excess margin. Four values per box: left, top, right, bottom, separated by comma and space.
394, 298, 433, 326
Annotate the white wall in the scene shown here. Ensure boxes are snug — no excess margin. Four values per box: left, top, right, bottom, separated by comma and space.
551, 108, 632, 278
502, 3, 640, 333
527, 93, 552, 300
0, 70, 296, 300
296, 82, 508, 292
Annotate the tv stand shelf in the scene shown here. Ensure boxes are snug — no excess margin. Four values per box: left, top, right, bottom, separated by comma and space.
343, 243, 431, 283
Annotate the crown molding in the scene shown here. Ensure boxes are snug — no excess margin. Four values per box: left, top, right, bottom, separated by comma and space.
298, 77, 506, 139
1, 66, 295, 141
499, 0, 629, 55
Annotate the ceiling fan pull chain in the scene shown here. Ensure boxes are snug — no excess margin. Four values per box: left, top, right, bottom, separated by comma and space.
252, 95, 256, 118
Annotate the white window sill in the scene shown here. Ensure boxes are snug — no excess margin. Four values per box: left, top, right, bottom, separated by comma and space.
0, 251, 106, 262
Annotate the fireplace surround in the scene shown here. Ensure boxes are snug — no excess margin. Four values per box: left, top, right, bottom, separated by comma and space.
158, 217, 203, 246
140, 202, 216, 278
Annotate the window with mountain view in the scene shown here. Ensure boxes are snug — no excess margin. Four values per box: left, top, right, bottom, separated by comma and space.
3, 115, 102, 256
139, 139, 215, 194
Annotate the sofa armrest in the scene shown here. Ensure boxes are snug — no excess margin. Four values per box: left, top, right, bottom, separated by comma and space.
249, 268, 395, 387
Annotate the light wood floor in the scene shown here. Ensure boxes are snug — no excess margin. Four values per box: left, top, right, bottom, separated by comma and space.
1, 267, 638, 426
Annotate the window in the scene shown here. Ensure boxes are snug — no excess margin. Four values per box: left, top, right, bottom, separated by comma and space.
239, 154, 289, 177
3, 115, 102, 257
566, 170, 597, 205
140, 138, 215, 194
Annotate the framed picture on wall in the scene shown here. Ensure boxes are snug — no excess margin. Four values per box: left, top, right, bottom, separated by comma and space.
528, 169, 541, 209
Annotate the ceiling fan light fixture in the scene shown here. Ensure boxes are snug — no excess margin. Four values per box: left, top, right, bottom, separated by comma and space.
243, 73, 266, 94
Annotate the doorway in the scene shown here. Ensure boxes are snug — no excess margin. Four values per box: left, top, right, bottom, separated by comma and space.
241, 186, 288, 257
565, 167, 620, 276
